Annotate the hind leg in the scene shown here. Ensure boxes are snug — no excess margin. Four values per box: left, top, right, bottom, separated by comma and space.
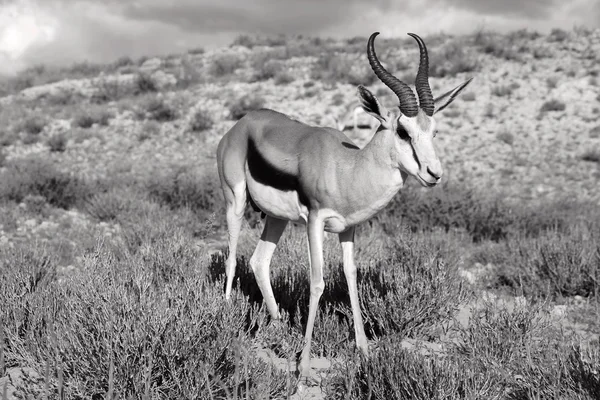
250, 216, 288, 318
224, 181, 246, 299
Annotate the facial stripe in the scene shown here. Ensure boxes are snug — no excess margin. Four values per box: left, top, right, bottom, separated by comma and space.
410, 141, 421, 170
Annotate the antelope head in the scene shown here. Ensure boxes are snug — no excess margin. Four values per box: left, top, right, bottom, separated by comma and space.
358, 32, 472, 187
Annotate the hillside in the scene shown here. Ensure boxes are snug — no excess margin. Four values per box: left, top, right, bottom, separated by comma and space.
1, 28, 600, 202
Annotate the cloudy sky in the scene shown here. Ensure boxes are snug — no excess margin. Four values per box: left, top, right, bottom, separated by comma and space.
0, 0, 598, 75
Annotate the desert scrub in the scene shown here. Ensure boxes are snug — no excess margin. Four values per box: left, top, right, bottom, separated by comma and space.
228, 94, 265, 120
354, 235, 468, 338
332, 301, 599, 399
209, 53, 243, 77
251, 53, 285, 81
311, 53, 376, 86
491, 85, 513, 97
0, 156, 92, 210
83, 185, 146, 222
46, 133, 67, 152
133, 72, 158, 94
16, 114, 47, 135
429, 41, 479, 77
0, 240, 289, 399
274, 71, 295, 85
138, 96, 177, 122
580, 149, 600, 163
540, 99, 566, 112
188, 107, 214, 132
474, 31, 520, 61
143, 166, 223, 220
376, 184, 516, 242
494, 225, 600, 298
496, 130, 514, 145
73, 107, 113, 128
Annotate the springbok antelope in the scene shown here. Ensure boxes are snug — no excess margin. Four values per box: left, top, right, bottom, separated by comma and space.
217, 32, 472, 379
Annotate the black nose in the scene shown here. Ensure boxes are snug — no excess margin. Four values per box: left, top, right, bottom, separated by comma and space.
427, 167, 441, 180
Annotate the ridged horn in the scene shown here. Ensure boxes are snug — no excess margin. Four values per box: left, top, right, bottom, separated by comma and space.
407, 33, 434, 116
367, 32, 418, 117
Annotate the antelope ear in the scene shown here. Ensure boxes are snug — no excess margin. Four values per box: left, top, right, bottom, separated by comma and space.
357, 85, 392, 128
434, 78, 473, 114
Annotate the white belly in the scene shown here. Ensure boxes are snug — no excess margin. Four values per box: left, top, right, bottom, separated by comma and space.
246, 166, 309, 223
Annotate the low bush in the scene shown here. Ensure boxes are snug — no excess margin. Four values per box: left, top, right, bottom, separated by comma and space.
430, 42, 479, 78
540, 99, 566, 112
0, 157, 92, 209
0, 241, 289, 399
16, 115, 47, 135
188, 108, 214, 132
494, 225, 600, 299
580, 149, 600, 163
274, 71, 295, 85
376, 184, 515, 242
329, 299, 598, 399
139, 96, 177, 122
46, 133, 68, 152
143, 167, 223, 220
73, 108, 113, 128
209, 53, 243, 77
251, 53, 285, 81
311, 53, 376, 86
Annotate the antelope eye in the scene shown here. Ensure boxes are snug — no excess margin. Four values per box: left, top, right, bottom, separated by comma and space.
396, 125, 410, 141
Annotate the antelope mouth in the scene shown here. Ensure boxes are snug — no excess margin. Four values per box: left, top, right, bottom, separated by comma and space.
417, 173, 438, 187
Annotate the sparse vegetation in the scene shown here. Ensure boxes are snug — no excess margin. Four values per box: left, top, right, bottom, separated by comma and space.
461, 92, 476, 102
496, 130, 515, 145
474, 31, 520, 61
251, 53, 285, 81
274, 71, 295, 85
540, 99, 566, 112
46, 133, 68, 152
139, 96, 177, 122
580, 149, 600, 163
209, 53, 244, 77
430, 41, 479, 77
17, 115, 47, 136
187, 47, 205, 55
549, 28, 569, 42
188, 108, 214, 132
311, 53, 376, 85
0, 157, 91, 209
491, 85, 513, 97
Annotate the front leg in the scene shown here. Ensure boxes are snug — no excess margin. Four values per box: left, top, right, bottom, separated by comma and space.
339, 227, 368, 354
297, 214, 325, 379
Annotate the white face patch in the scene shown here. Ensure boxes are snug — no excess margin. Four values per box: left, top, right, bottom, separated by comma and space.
394, 111, 441, 185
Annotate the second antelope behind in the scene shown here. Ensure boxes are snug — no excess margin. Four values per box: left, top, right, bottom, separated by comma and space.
217, 32, 472, 381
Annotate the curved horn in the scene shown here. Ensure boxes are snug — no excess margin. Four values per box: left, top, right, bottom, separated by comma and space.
367, 32, 418, 117
407, 33, 434, 116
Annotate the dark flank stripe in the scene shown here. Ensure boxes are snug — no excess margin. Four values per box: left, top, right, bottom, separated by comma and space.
247, 138, 309, 207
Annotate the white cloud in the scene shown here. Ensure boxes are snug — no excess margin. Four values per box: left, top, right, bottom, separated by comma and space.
0, 0, 597, 75
0, 0, 57, 74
